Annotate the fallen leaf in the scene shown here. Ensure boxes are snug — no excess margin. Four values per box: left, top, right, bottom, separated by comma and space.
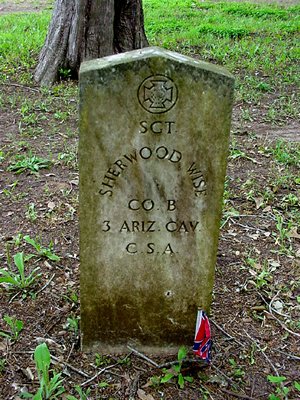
254, 196, 264, 209
263, 206, 272, 213
137, 389, 155, 400
269, 260, 280, 268
289, 227, 300, 239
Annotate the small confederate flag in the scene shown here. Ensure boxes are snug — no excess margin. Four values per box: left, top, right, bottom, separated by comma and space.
193, 309, 212, 363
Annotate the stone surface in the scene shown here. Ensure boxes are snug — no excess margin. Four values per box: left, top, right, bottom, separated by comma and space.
79, 47, 234, 353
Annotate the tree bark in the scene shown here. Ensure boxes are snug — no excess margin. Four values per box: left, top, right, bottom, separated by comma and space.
34, 0, 148, 86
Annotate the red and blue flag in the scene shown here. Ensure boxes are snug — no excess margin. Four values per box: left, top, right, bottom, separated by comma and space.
193, 309, 212, 363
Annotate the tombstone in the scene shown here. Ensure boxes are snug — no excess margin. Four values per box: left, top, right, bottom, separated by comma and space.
79, 47, 234, 353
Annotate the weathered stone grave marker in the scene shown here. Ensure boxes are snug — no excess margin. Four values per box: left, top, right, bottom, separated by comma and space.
79, 47, 234, 352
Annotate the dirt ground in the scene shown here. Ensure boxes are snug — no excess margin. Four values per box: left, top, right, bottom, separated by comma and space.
0, 1, 299, 400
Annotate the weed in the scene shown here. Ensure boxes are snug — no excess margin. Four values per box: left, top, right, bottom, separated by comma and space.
117, 354, 131, 366
98, 381, 110, 388
54, 110, 69, 122
25, 203, 38, 222
57, 143, 78, 169
1, 180, 18, 198
63, 290, 79, 306
0, 315, 23, 341
95, 353, 110, 367
24, 235, 60, 261
11, 233, 23, 246
64, 316, 80, 337
229, 358, 245, 380
20, 342, 65, 399
7, 154, 52, 174
273, 212, 292, 253
59, 68, 71, 80
221, 206, 240, 229
0, 252, 41, 291
160, 346, 193, 389
267, 375, 300, 399
241, 108, 253, 122
66, 385, 91, 400
268, 140, 300, 167
149, 375, 161, 387
280, 193, 299, 210
245, 258, 277, 289
229, 146, 257, 163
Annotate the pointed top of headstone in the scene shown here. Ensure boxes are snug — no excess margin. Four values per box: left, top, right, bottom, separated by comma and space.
80, 46, 234, 83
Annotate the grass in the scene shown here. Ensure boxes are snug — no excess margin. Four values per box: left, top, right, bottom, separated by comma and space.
0, 11, 50, 82
143, 0, 299, 105
0, 1, 299, 108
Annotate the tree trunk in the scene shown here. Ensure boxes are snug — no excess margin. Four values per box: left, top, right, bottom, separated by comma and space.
34, 0, 148, 86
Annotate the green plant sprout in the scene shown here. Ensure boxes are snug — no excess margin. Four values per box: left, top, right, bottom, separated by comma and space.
95, 353, 110, 367
273, 212, 293, 253
229, 358, 245, 379
0, 252, 41, 291
66, 385, 91, 400
0, 315, 23, 341
20, 342, 65, 400
7, 154, 52, 174
64, 316, 80, 337
160, 346, 193, 389
267, 375, 300, 400
25, 203, 38, 222
270, 140, 300, 167
24, 235, 60, 261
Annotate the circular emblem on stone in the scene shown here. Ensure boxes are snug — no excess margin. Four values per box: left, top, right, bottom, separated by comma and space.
138, 75, 178, 114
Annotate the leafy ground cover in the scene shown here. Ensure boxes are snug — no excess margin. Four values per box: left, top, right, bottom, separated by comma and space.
0, 1, 299, 399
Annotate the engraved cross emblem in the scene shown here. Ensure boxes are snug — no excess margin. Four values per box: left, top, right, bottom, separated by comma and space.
144, 80, 173, 109
138, 75, 178, 114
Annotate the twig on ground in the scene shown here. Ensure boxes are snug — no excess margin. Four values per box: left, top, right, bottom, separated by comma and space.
264, 311, 300, 339
229, 218, 266, 233
50, 355, 90, 378
35, 273, 55, 295
0, 83, 40, 92
211, 364, 236, 386
127, 345, 159, 368
129, 371, 141, 400
8, 291, 22, 304
257, 292, 290, 319
220, 388, 258, 400
277, 349, 300, 361
243, 330, 279, 376
80, 363, 119, 386
210, 319, 244, 347
202, 384, 215, 400
66, 342, 75, 363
